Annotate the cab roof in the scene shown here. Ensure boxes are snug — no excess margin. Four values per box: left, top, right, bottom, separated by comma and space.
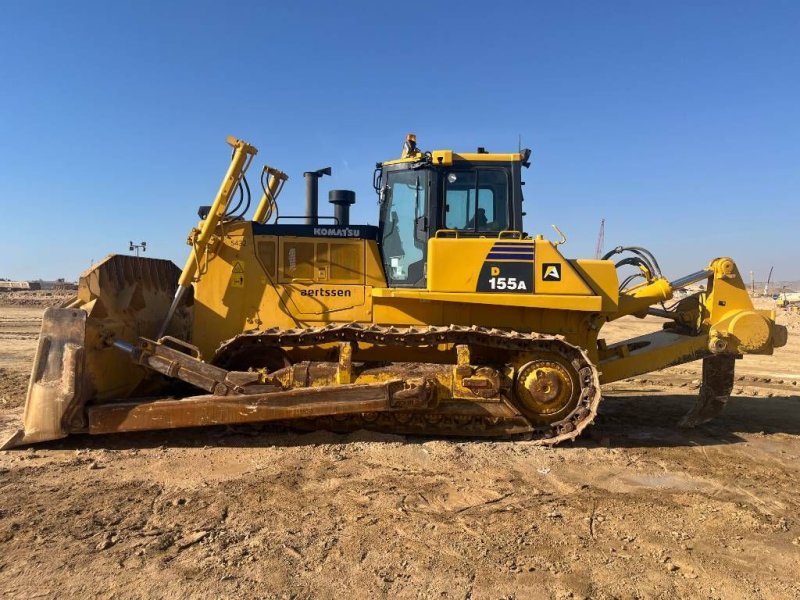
382, 149, 527, 167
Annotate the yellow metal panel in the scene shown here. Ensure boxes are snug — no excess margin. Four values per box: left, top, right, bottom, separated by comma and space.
428, 238, 498, 292
364, 240, 387, 287
430, 150, 453, 166
329, 241, 363, 283
193, 226, 380, 356
191, 223, 253, 357
452, 152, 522, 162
428, 237, 600, 300
371, 298, 599, 355
278, 237, 365, 285
255, 240, 276, 277
277, 284, 370, 322
372, 288, 603, 311
534, 240, 593, 295
572, 259, 619, 312
279, 239, 315, 282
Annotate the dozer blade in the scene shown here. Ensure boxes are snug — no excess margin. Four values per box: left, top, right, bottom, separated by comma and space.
2, 255, 188, 450
678, 355, 736, 428
2, 308, 88, 449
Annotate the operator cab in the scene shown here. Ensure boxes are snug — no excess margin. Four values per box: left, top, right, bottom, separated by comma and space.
375, 134, 530, 288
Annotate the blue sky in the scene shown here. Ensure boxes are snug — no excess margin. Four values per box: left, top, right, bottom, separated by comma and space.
0, 1, 797, 281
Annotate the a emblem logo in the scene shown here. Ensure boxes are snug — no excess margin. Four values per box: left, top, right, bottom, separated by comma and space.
542, 263, 562, 281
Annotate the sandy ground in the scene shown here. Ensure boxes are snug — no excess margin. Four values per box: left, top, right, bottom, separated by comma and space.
1, 299, 799, 599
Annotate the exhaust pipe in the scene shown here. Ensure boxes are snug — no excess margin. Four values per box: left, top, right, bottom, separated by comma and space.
304, 167, 331, 225
328, 190, 356, 226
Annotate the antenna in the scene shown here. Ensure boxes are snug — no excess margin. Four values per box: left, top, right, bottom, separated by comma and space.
129, 241, 147, 257
594, 219, 605, 259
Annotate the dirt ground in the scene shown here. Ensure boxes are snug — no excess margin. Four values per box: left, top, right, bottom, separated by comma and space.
1, 297, 799, 599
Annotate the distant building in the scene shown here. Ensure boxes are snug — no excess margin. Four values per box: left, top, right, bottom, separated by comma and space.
0, 280, 42, 291
0, 278, 77, 291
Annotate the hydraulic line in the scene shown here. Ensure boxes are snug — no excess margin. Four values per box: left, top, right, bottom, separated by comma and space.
604, 245, 664, 286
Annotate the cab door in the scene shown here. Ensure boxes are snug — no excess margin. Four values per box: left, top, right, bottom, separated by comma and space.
379, 168, 430, 288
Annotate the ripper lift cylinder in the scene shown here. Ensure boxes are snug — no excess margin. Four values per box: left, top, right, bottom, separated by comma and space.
253, 167, 288, 224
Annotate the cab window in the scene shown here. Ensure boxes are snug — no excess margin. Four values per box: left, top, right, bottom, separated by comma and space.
444, 169, 509, 232
380, 170, 427, 286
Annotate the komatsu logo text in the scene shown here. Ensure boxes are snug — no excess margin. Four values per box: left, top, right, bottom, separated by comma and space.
313, 227, 361, 237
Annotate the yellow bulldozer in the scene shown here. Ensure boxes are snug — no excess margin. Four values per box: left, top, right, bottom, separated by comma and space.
2, 135, 788, 449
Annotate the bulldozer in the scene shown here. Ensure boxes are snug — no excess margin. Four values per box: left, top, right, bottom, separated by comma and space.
2, 134, 788, 449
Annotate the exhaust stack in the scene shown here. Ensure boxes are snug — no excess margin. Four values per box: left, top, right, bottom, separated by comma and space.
304, 167, 331, 225
329, 190, 356, 226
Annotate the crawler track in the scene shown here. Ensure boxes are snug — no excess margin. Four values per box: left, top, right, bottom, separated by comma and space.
215, 324, 603, 444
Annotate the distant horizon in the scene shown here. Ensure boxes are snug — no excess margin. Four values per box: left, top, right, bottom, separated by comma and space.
4, 269, 800, 290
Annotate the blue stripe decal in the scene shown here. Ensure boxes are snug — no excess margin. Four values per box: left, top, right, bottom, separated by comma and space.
492, 244, 534, 248
486, 252, 535, 260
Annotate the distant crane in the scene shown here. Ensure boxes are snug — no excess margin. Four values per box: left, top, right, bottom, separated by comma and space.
764, 266, 774, 296
594, 219, 605, 259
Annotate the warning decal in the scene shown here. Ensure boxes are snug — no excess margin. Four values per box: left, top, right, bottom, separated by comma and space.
231, 260, 245, 287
